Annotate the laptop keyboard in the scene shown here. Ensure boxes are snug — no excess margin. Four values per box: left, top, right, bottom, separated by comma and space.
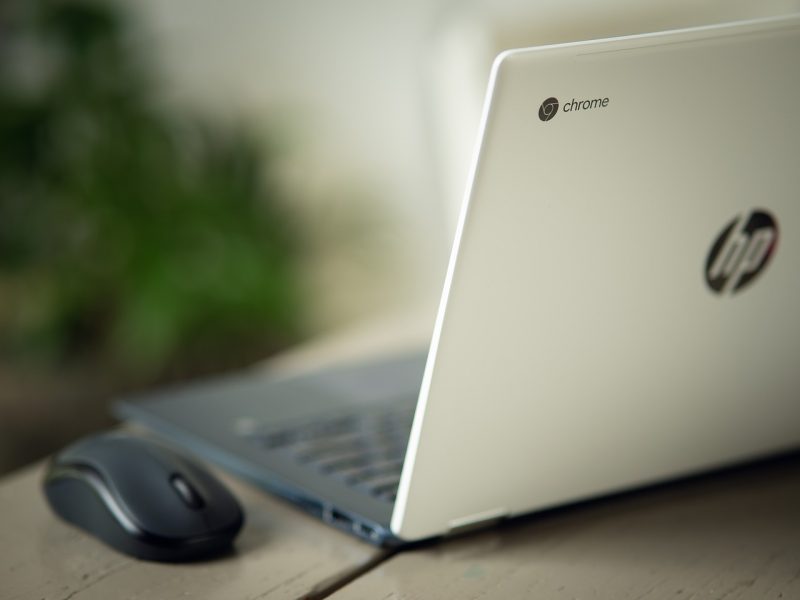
243, 405, 415, 503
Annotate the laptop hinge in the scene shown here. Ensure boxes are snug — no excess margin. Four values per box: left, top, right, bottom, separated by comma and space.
446, 507, 509, 537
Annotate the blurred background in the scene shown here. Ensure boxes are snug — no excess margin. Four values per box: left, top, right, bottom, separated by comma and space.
1, 0, 798, 475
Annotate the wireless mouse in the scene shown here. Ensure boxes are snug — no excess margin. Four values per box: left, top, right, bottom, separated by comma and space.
43, 431, 244, 562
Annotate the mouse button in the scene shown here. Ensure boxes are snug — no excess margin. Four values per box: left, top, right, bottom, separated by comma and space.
174, 462, 243, 532
169, 474, 205, 510
108, 460, 210, 540
68, 436, 207, 539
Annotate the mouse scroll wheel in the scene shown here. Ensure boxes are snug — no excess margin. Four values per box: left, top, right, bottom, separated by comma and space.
169, 474, 205, 510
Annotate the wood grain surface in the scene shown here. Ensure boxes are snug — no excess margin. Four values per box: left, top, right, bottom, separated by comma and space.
0, 462, 384, 600
0, 309, 432, 600
330, 454, 800, 600
2, 312, 798, 599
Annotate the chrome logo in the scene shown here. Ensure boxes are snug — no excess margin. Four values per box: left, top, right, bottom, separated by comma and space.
705, 210, 778, 294
538, 97, 559, 122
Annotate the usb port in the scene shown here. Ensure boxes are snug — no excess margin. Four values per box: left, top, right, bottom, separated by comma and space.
352, 521, 382, 542
323, 505, 352, 528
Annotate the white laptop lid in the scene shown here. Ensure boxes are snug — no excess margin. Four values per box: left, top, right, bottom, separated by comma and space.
393, 15, 800, 541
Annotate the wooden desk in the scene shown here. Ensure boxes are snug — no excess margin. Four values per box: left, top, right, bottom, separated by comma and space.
331, 455, 800, 600
2, 314, 799, 599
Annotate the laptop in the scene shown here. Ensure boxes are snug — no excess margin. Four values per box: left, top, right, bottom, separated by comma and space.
117, 14, 800, 545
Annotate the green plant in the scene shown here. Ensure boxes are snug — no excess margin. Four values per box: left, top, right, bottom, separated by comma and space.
0, 0, 303, 374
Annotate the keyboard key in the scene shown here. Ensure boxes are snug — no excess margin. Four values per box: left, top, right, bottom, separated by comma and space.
240, 404, 414, 504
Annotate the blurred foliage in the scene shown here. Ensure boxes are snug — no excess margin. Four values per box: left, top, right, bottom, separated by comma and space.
0, 0, 304, 375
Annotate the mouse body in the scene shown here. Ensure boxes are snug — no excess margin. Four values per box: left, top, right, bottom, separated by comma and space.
43, 432, 244, 561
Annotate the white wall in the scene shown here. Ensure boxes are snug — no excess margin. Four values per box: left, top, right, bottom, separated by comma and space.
126, 0, 800, 330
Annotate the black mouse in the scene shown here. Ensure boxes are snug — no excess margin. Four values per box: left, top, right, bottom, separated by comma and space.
43, 431, 244, 562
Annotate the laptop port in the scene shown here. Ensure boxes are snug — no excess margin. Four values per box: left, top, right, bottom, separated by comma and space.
322, 505, 353, 529
352, 521, 382, 542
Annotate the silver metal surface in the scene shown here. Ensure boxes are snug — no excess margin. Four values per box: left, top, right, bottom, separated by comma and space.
394, 14, 800, 540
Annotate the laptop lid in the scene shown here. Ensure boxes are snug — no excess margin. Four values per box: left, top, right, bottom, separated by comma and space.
393, 15, 800, 541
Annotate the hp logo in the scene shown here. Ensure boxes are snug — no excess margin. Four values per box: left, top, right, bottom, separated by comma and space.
705, 210, 778, 294
538, 97, 559, 122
